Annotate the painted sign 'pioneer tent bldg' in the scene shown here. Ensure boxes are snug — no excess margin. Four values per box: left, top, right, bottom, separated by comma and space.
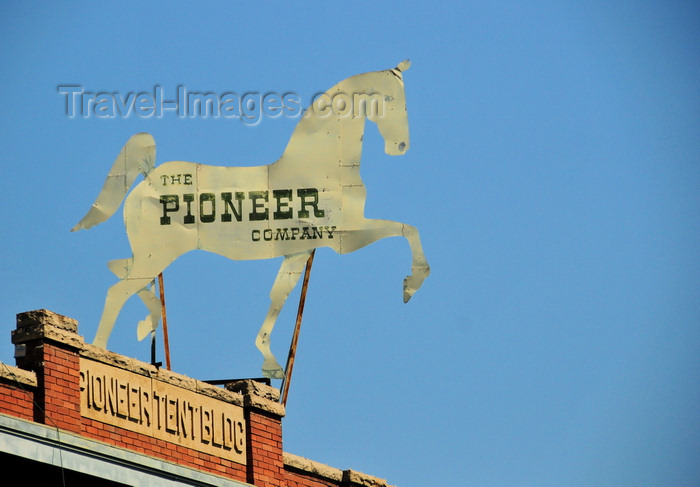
1, 309, 393, 486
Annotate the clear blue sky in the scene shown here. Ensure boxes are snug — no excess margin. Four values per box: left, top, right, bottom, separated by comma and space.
1, 2, 698, 486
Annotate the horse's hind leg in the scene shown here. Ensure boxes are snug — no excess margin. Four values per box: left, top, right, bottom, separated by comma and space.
107, 258, 162, 342
255, 251, 313, 379
93, 276, 154, 348
136, 283, 162, 341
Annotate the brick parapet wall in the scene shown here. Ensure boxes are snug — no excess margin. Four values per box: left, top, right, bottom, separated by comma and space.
226, 378, 287, 486
11, 309, 83, 432
0, 363, 36, 421
77, 343, 255, 481
0, 309, 394, 487
246, 409, 285, 486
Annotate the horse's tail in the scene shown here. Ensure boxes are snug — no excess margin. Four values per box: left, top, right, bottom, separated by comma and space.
71, 133, 156, 232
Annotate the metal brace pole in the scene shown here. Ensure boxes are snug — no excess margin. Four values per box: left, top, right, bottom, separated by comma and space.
158, 272, 172, 370
280, 249, 315, 407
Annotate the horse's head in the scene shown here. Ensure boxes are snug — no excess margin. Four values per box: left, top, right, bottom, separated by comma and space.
368, 60, 411, 156
284, 62, 412, 162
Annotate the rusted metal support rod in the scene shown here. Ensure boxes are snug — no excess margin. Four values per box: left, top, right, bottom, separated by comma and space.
158, 272, 172, 370
280, 249, 315, 407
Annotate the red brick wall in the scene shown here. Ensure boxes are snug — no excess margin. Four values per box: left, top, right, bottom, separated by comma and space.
7, 310, 251, 484
40, 342, 82, 433
247, 409, 286, 486
0, 378, 35, 421
79, 417, 249, 482
3, 310, 392, 487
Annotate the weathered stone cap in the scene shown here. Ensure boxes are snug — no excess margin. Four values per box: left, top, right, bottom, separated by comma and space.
284, 452, 394, 487
226, 379, 286, 417
12, 309, 83, 349
342, 468, 394, 487
16, 309, 78, 332
0, 362, 37, 387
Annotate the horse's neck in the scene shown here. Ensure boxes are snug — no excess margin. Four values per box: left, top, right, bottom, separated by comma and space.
277, 80, 369, 170
279, 115, 367, 170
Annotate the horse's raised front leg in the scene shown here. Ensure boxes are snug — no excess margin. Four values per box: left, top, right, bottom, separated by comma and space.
256, 251, 313, 379
399, 224, 430, 302
339, 219, 430, 302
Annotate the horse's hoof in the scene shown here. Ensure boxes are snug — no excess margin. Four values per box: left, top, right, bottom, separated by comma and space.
403, 266, 430, 303
403, 284, 413, 303
262, 367, 285, 380
403, 276, 418, 303
262, 360, 285, 379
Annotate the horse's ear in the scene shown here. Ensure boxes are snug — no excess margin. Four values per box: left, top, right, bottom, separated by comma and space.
396, 59, 411, 72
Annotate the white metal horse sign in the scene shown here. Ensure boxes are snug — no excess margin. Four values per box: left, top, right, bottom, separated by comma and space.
73, 61, 430, 379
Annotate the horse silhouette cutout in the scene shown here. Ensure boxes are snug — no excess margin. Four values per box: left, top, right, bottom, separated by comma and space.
73, 61, 429, 378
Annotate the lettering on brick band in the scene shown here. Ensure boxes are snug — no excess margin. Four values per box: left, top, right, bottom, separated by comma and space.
79, 359, 246, 464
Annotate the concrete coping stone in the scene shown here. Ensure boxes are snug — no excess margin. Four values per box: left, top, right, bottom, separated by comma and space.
0, 361, 37, 388
12, 309, 84, 349
283, 452, 393, 487
16, 309, 78, 332
226, 379, 286, 417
